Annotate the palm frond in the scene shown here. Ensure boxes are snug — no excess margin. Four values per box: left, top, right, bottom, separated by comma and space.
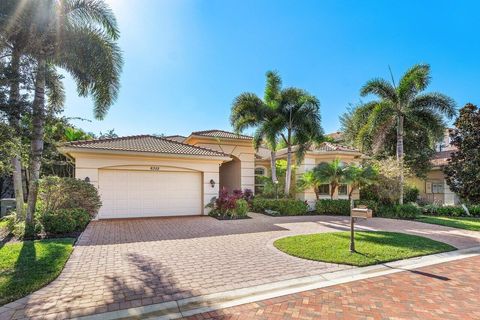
398, 64, 430, 102
63, 0, 120, 39
230, 92, 264, 132
360, 78, 397, 103
54, 25, 123, 119
45, 65, 65, 112
410, 92, 457, 119
264, 70, 281, 107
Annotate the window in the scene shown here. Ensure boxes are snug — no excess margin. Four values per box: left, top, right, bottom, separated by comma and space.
318, 184, 330, 195
338, 184, 348, 196
255, 167, 266, 194
431, 182, 444, 194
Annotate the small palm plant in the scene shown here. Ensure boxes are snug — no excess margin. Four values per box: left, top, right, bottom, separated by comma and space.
343, 164, 378, 201
313, 159, 346, 200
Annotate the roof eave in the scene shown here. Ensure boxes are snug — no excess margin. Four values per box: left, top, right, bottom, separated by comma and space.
59, 147, 232, 162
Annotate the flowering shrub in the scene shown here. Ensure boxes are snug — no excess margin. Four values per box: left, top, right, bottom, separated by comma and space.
207, 188, 251, 219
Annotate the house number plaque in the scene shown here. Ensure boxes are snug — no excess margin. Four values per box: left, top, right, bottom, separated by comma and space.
150, 166, 160, 171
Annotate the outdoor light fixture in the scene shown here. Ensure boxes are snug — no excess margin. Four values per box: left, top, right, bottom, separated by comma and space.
84, 177, 90, 183
210, 179, 215, 188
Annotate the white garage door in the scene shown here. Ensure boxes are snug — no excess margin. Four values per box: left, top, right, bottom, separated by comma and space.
98, 169, 202, 219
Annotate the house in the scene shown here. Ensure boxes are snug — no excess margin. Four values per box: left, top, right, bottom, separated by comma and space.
60, 130, 362, 219
412, 129, 460, 205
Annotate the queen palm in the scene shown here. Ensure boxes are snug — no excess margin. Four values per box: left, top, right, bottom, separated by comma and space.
359, 64, 456, 204
1, 0, 122, 235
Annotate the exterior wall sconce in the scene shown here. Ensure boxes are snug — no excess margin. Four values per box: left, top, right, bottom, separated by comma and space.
84, 177, 90, 183
210, 179, 215, 188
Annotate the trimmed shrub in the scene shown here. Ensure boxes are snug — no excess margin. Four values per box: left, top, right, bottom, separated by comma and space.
404, 186, 419, 203
40, 208, 90, 235
315, 199, 351, 216
38, 176, 101, 217
235, 199, 249, 217
468, 205, 480, 217
376, 204, 421, 220
436, 206, 465, 217
252, 198, 308, 216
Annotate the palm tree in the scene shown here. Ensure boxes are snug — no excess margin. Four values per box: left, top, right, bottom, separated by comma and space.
343, 164, 378, 201
1, 0, 122, 235
231, 71, 285, 184
313, 159, 346, 200
277, 88, 323, 195
231, 71, 323, 196
297, 170, 321, 199
359, 64, 456, 204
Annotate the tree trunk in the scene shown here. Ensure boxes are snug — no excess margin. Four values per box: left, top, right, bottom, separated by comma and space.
7, 48, 25, 218
270, 150, 277, 182
284, 144, 292, 196
25, 58, 47, 237
397, 115, 404, 205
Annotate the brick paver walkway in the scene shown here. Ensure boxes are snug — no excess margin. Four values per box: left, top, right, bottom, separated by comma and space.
186, 255, 480, 320
1, 214, 479, 319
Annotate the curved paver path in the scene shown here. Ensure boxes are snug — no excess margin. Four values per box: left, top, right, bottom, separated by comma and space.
1, 213, 479, 319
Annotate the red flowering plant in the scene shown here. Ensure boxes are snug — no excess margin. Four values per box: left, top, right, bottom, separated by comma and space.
206, 188, 251, 219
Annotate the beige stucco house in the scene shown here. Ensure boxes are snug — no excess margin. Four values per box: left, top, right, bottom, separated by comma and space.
61, 130, 363, 219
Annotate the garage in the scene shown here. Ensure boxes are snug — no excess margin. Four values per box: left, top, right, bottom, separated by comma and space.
98, 169, 202, 219
59, 134, 232, 218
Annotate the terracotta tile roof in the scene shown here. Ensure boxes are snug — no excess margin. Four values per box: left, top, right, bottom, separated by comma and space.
164, 135, 186, 143
326, 131, 344, 142
431, 150, 456, 167
274, 142, 360, 158
315, 142, 358, 152
191, 129, 252, 140
62, 135, 229, 157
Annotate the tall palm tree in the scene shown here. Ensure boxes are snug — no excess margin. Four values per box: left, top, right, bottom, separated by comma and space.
1, 0, 122, 235
231, 71, 323, 196
231, 71, 284, 183
343, 164, 378, 201
359, 64, 456, 204
313, 159, 346, 200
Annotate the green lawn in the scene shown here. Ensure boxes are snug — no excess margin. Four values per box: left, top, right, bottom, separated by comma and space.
274, 231, 455, 267
0, 238, 75, 306
416, 215, 480, 231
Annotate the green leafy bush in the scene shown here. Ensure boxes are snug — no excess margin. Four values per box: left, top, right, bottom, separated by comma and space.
376, 204, 421, 220
468, 205, 480, 217
39, 208, 90, 235
315, 199, 351, 216
404, 186, 419, 203
38, 176, 101, 217
10, 221, 42, 240
252, 198, 308, 216
422, 204, 472, 217
235, 199, 249, 217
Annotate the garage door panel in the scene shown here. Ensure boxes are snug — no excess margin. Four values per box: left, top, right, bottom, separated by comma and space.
98, 169, 202, 218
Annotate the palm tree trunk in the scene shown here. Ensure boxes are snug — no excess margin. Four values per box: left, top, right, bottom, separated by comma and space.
284, 144, 292, 196
8, 48, 25, 218
25, 58, 47, 237
270, 150, 277, 182
397, 115, 404, 205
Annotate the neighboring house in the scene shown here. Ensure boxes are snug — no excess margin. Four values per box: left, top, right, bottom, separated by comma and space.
60, 129, 362, 219
412, 129, 460, 205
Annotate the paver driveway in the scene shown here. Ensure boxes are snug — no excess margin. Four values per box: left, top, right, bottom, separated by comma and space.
186, 255, 480, 320
1, 213, 479, 319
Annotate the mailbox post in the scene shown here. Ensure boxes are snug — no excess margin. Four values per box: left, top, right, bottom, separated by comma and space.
350, 206, 373, 253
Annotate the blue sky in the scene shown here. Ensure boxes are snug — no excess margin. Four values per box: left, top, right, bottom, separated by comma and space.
62, 0, 480, 137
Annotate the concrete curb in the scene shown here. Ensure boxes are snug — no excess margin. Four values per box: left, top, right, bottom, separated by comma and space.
74, 246, 480, 320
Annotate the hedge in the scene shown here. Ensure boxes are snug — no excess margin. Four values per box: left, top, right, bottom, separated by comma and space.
315, 199, 351, 216
252, 198, 308, 216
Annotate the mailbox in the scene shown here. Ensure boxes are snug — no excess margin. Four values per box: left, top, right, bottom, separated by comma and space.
351, 207, 372, 219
